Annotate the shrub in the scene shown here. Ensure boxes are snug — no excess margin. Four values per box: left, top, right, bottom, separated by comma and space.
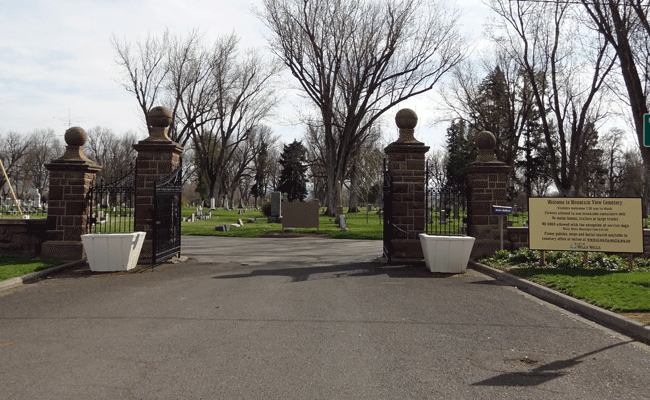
261, 201, 272, 217
508, 247, 538, 264
589, 252, 626, 271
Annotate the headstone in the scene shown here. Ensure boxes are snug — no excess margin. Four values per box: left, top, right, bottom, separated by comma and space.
190, 213, 195, 222
269, 191, 282, 223
339, 214, 348, 231
237, 219, 244, 225
231, 223, 241, 228
247, 218, 255, 223
210, 197, 216, 210
439, 210, 447, 225
215, 224, 230, 232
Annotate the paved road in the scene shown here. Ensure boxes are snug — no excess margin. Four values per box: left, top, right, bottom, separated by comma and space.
181, 236, 383, 266
1, 237, 649, 399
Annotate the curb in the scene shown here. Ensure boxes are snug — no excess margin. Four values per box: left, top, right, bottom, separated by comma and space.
469, 260, 650, 344
0, 259, 87, 294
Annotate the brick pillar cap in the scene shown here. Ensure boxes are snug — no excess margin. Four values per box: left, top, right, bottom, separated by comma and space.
394, 108, 422, 144
46, 126, 101, 172
474, 131, 499, 162
147, 106, 172, 128
145, 106, 174, 142
64, 127, 87, 146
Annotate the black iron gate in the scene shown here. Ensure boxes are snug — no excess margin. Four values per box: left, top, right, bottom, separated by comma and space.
153, 160, 183, 264
382, 159, 394, 263
87, 164, 136, 233
425, 162, 467, 236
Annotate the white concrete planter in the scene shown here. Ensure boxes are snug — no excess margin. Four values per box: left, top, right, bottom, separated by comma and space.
81, 232, 146, 272
419, 234, 475, 274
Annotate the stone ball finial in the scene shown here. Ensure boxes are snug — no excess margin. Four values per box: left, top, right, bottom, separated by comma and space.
475, 131, 499, 162
147, 106, 173, 128
395, 108, 418, 130
475, 131, 496, 150
64, 127, 87, 147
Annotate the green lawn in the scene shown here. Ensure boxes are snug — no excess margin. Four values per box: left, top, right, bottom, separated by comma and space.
514, 268, 650, 312
0, 256, 63, 281
181, 206, 383, 240
478, 248, 650, 312
0, 212, 47, 219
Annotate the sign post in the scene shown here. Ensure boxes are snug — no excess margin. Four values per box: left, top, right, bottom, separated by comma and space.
643, 114, 650, 147
492, 205, 513, 251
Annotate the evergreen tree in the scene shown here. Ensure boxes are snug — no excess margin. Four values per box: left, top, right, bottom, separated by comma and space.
444, 120, 476, 193
278, 140, 309, 202
516, 105, 552, 198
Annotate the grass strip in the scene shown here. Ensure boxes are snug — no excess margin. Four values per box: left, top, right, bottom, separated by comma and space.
0, 256, 63, 281
508, 267, 650, 312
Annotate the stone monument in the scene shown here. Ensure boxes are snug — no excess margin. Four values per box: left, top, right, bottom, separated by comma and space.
269, 191, 282, 223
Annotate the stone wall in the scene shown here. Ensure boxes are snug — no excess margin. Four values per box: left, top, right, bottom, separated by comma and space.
0, 219, 50, 257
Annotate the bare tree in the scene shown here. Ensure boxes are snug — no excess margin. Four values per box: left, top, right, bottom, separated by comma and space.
0, 132, 30, 199
303, 124, 328, 204
579, 0, 650, 169
486, 0, 617, 196
112, 31, 170, 138
426, 148, 448, 193
347, 144, 384, 222
346, 124, 383, 213
85, 127, 137, 182
438, 50, 537, 170
114, 31, 280, 205
22, 129, 62, 198
257, 0, 466, 215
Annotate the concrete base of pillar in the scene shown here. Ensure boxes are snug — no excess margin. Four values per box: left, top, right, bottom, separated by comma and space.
389, 239, 424, 263
471, 239, 505, 259
137, 240, 153, 265
41, 241, 85, 261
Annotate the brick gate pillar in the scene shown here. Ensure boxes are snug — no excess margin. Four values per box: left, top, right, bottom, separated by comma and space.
384, 109, 429, 262
41, 127, 101, 260
463, 131, 512, 259
133, 106, 184, 264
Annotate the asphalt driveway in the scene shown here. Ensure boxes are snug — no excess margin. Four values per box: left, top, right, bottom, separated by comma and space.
0, 237, 648, 399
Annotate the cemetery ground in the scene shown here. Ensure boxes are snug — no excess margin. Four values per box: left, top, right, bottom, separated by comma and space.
181, 206, 384, 239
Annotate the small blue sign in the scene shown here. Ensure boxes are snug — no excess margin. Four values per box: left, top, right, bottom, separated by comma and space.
492, 205, 513, 215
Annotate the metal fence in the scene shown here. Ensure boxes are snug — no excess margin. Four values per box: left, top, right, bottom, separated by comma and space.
87, 164, 136, 233
507, 207, 529, 227
425, 189, 467, 235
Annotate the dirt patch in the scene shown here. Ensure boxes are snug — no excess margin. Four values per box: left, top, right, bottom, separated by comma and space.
615, 312, 650, 326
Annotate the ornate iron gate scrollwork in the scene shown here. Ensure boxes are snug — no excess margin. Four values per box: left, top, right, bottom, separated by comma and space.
153, 160, 183, 264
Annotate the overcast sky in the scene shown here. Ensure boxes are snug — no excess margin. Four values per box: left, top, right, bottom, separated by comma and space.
0, 0, 491, 150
